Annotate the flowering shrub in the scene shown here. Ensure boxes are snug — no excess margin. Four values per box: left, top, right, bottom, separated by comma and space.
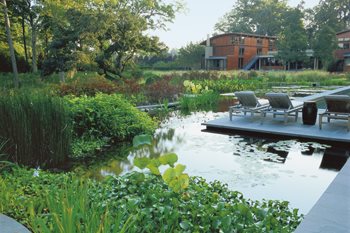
58, 76, 118, 96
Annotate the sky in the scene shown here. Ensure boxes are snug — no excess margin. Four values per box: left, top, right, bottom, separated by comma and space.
151, 0, 319, 49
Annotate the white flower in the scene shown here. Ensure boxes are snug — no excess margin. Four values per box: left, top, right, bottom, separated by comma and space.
33, 167, 40, 177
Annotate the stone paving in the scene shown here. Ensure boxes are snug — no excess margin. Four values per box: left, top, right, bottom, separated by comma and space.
295, 158, 350, 233
0, 214, 31, 233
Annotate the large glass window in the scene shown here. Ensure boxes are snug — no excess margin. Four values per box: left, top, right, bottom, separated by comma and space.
268, 39, 275, 51
238, 58, 244, 69
239, 47, 245, 56
239, 36, 245, 44
345, 58, 350, 66
257, 48, 263, 55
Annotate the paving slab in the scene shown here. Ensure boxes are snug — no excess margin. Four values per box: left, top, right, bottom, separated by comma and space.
202, 111, 350, 144
294, 159, 350, 233
0, 214, 31, 233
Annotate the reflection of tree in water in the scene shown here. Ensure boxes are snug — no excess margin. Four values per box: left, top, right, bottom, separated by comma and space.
132, 128, 184, 159
234, 137, 335, 165
234, 137, 289, 164
76, 143, 133, 180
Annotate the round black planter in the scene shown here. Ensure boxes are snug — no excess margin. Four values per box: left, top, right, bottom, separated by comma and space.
302, 101, 318, 125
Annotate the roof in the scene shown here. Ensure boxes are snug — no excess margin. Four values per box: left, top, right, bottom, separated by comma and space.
200, 32, 277, 45
336, 29, 350, 35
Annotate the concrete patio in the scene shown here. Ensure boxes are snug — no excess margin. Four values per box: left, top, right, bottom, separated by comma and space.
202, 112, 350, 144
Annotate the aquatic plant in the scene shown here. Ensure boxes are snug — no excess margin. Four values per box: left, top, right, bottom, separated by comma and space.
0, 92, 71, 167
0, 167, 303, 232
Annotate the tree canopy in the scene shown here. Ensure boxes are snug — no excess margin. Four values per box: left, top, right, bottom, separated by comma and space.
1, 0, 183, 79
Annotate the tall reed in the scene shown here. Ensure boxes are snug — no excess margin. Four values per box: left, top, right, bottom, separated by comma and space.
28, 179, 134, 233
0, 91, 71, 167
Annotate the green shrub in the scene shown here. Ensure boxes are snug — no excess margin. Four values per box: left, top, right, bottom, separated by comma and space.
0, 168, 303, 232
0, 92, 71, 167
65, 93, 157, 141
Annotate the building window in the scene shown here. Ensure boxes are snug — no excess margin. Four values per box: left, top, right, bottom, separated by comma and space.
257, 48, 263, 55
345, 58, 350, 66
257, 38, 263, 45
239, 36, 245, 44
268, 39, 275, 51
238, 58, 244, 69
239, 47, 245, 56
344, 42, 350, 49
231, 36, 239, 44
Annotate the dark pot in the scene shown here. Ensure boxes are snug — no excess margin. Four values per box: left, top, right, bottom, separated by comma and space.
302, 101, 317, 125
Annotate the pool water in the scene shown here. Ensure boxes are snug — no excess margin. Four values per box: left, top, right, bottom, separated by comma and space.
81, 111, 349, 214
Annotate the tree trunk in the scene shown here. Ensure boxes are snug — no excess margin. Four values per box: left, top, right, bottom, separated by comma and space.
29, 15, 38, 73
2, 0, 19, 88
21, 14, 29, 67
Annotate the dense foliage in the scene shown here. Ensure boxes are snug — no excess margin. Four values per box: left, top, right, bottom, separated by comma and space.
0, 168, 303, 232
0, 0, 183, 80
65, 93, 157, 156
0, 92, 71, 167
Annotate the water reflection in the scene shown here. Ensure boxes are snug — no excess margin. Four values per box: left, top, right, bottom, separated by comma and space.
320, 148, 350, 170
77, 111, 349, 213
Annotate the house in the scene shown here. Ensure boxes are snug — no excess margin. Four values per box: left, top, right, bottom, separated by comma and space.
203, 30, 350, 72
202, 32, 283, 71
335, 29, 350, 72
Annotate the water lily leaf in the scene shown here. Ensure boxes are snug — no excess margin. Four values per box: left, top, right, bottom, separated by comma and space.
149, 158, 161, 167
133, 134, 152, 148
147, 163, 160, 175
134, 157, 150, 169
174, 164, 186, 176
178, 174, 189, 189
159, 153, 178, 167
162, 167, 176, 184
169, 179, 181, 193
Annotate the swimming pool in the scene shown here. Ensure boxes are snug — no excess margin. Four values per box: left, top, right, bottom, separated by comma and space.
81, 111, 349, 214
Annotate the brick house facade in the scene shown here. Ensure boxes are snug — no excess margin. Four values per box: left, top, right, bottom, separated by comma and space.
202, 33, 283, 71
335, 29, 350, 72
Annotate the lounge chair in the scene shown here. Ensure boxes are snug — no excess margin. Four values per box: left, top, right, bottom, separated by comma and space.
261, 93, 303, 123
319, 95, 350, 131
229, 91, 268, 120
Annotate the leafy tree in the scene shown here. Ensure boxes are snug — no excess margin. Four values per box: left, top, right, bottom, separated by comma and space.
316, 0, 350, 30
176, 42, 204, 69
38, 0, 182, 80
312, 25, 338, 70
93, 0, 182, 78
276, 8, 308, 69
215, 0, 289, 36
